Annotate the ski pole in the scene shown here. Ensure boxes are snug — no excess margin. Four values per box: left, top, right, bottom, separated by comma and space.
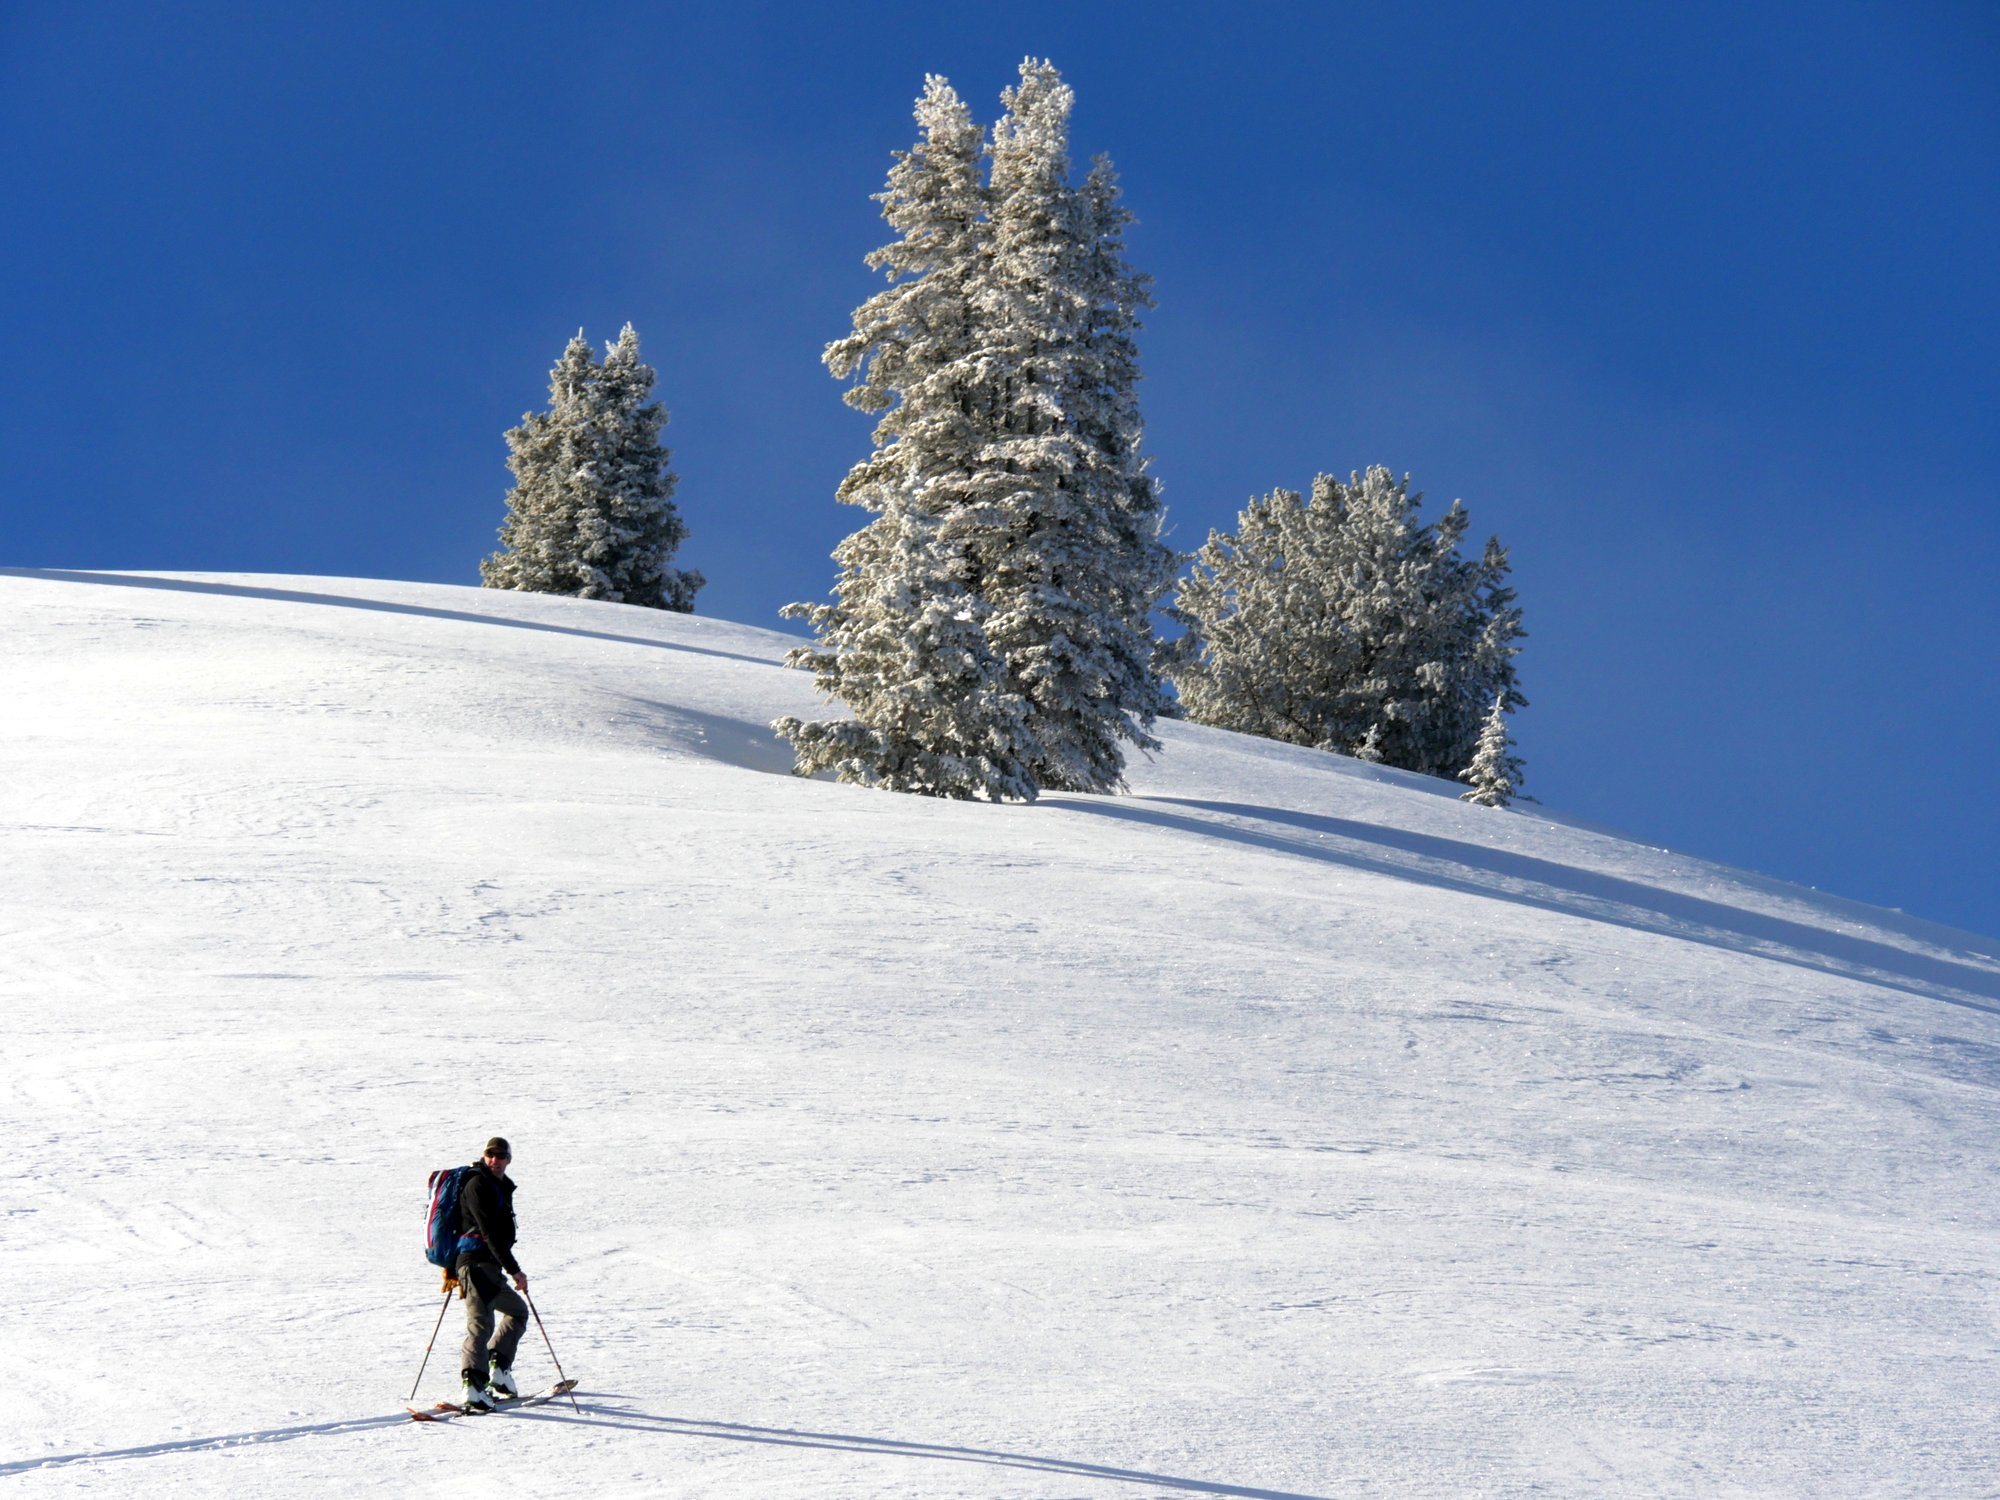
522, 1283, 581, 1414
408, 1280, 456, 1401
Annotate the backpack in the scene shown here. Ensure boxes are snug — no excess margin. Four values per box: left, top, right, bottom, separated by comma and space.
425, 1165, 476, 1269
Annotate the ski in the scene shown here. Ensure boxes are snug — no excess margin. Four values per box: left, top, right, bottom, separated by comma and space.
407, 1378, 578, 1421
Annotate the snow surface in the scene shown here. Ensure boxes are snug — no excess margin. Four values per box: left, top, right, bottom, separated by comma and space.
2, 568, 1996, 1497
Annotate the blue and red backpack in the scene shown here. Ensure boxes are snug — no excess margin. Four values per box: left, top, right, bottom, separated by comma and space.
424, 1165, 480, 1269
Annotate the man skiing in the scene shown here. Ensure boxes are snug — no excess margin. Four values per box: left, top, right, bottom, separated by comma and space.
456, 1136, 528, 1411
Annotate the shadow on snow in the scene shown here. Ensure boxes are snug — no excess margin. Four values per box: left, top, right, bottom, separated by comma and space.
1057, 796, 2000, 1016
466, 1396, 1333, 1498
0, 1412, 415, 1475
0, 1394, 1334, 1498
4, 568, 784, 671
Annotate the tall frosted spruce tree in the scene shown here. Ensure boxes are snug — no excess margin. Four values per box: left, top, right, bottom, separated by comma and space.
777, 60, 1172, 800
976, 64, 1176, 792
482, 325, 703, 611
1169, 466, 1525, 784
775, 77, 1035, 800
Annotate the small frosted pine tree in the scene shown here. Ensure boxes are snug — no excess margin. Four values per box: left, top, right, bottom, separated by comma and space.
482, 326, 701, 611
1459, 692, 1521, 806
1170, 466, 1525, 781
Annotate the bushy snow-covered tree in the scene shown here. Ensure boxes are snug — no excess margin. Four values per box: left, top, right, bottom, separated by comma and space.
778, 60, 1172, 800
1459, 692, 1521, 806
1169, 466, 1525, 783
482, 326, 702, 611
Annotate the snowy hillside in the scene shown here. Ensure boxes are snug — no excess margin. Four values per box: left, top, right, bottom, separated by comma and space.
3, 568, 1996, 1498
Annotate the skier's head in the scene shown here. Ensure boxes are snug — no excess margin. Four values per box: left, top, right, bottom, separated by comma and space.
481, 1137, 512, 1172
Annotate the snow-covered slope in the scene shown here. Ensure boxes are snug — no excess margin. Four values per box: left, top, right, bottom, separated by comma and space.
2, 569, 1995, 1497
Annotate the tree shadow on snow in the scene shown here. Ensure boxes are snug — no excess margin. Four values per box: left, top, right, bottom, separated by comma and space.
504, 1395, 1336, 1498
1058, 796, 2000, 1017
5, 568, 784, 671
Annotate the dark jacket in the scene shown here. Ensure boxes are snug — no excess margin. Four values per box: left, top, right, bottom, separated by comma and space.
456, 1163, 521, 1276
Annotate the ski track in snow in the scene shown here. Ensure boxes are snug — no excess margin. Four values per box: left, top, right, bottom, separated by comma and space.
1, 568, 1996, 1497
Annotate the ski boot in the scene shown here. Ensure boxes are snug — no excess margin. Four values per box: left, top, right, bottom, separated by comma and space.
487, 1362, 519, 1398
459, 1372, 498, 1411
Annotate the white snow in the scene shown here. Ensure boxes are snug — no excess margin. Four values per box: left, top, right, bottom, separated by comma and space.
2, 568, 1995, 1497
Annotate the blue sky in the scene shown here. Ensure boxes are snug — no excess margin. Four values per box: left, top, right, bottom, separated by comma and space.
4, 2, 1995, 937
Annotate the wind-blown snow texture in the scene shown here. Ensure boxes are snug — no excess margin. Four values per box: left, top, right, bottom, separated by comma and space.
2, 569, 1995, 1497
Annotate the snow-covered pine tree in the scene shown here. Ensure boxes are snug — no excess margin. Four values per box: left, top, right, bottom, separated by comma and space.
1078, 151, 1179, 757
591, 324, 702, 610
481, 333, 600, 597
1459, 691, 1522, 806
1169, 466, 1525, 781
779, 61, 1171, 800
967, 60, 1173, 793
481, 326, 701, 611
775, 77, 1038, 800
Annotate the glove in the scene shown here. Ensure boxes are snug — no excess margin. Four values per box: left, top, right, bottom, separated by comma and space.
442, 1269, 461, 1297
